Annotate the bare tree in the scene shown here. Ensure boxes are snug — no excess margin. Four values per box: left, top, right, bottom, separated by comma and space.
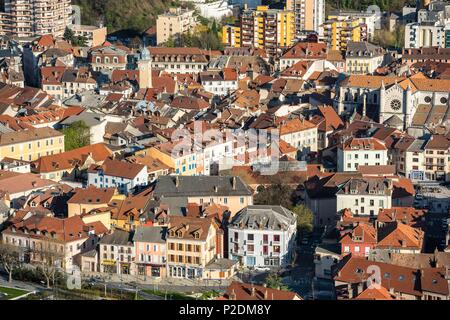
0, 242, 23, 283
31, 240, 65, 289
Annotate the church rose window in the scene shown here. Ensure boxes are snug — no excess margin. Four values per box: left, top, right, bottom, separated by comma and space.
390, 99, 401, 111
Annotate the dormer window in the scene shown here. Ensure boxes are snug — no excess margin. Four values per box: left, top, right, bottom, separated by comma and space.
193, 232, 200, 239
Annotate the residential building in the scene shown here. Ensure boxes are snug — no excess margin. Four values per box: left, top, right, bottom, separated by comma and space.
89, 44, 130, 72
279, 42, 328, 71
345, 41, 385, 75
87, 158, 148, 195
376, 222, 425, 254
166, 215, 216, 279
222, 25, 241, 47
237, 6, 295, 56
405, 22, 445, 49
67, 186, 120, 217
99, 229, 135, 275
336, 178, 398, 217
0, 127, 64, 162
322, 17, 366, 51
423, 134, 450, 181
153, 176, 253, 215
2, 213, 107, 271
69, 25, 107, 47
228, 205, 297, 268
133, 226, 167, 278
327, 10, 380, 40
199, 69, 238, 96
31, 143, 113, 182
286, 0, 325, 34
0, 0, 72, 38
156, 7, 197, 45
337, 137, 388, 172
279, 118, 318, 157
340, 223, 377, 257
149, 47, 208, 75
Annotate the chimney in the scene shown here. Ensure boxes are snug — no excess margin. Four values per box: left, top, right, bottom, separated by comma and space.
230, 289, 236, 300
251, 285, 256, 297
175, 176, 179, 188
214, 185, 218, 193
263, 290, 268, 300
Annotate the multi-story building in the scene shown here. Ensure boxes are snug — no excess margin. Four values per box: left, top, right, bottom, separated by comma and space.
133, 226, 167, 278
279, 118, 318, 157
327, 10, 380, 40
405, 22, 445, 48
149, 47, 208, 75
336, 178, 393, 217
233, 5, 295, 56
0, 127, 64, 162
423, 134, 450, 181
337, 137, 388, 172
228, 205, 297, 268
69, 25, 107, 47
286, 0, 325, 34
153, 175, 253, 216
222, 25, 241, 47
0, 0, 72, 38
166, 215, 216, 279
99, 229, 135, 275
87, 158, 149, 195
89, 44, 130, 72
345, 41, 385, 75
199, 69, 238, 96
322, 17, 366, 51
156, 7, 197, 45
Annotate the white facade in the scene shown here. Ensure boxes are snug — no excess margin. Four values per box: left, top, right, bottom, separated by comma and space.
88, 166, 148, 194
196, 1, 234, 21
281, 126, 318, 153
201, 79, 238, 96
405, 23, 445, 48
337, 146, 388, 171
336, 193, 392, 216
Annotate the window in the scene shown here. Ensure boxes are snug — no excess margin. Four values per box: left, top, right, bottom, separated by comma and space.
344, 246, 350, 253
355, 246, 360, 253
273, 235, 280, 242
247, 234, 254, 241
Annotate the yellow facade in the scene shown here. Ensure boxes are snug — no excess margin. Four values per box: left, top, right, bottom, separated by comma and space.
0, 129, 64, 162
222, 25, 241, 47
324, 17, 362, 51
143, 146, 198, 176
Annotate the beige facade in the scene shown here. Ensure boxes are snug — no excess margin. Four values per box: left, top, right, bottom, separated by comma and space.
0, 0, 72, 38
156, 7, 197, 45
70, 25, 107, 47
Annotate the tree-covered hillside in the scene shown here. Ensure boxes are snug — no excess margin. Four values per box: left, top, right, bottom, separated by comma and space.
72, 0, 184, 33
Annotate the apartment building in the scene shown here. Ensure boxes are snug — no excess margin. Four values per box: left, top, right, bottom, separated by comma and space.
279, 118, 318, 156
222, 25, 241, 47
423, 134, 450, 181
87, 158, 148, 195
0, 127, 64, 162
345, 41, 385, 75
336, 178, 393, 217
166, 215, 216, 279
322, 17, 366, 52
156, 7, 197, 45
405, 22, 445, 49
238, 6, 295, 56
337, 137, 388, 172
0, 0, 72, 38
1, 214, 107, 271
153, 175, 253, 215
133, 226, 167, 278
286, 0, 325, 34
327, 10, 379, 40
149, 47, 208, 75
69, 25, 107, 47
228, 205, 297, 268
99, 229, 135, 275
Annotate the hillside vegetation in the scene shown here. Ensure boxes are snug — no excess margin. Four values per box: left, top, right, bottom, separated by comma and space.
73, 0, 183, 33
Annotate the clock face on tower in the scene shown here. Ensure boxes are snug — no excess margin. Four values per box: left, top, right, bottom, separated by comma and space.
390, 99, 402, 111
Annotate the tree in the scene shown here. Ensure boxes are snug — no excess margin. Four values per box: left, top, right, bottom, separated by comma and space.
264, 273, 289, 290
0, 242, 23, 283
32, 240, 65, 288
64, 27, 75, 42
254, 182, 296, 208
165, 35, 176, 48
290, 204, 313, 233
60, 120, 91, 151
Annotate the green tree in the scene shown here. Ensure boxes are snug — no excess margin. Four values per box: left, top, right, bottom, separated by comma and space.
254, 182, 296, 208
64, 27, 75, 42
290, 204, 313, 233
264, 273, 289, 290
165, 35, 176, 47
60, 121, 90, 151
